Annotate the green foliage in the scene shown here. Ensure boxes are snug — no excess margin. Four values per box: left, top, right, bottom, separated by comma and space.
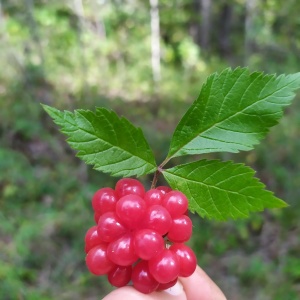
2, 1, 300, 299
44, 67, 299, 221
163, 159, 286, 220
284, 256, 300, 281
167, 68, 300, 158
42, 105, 157, 177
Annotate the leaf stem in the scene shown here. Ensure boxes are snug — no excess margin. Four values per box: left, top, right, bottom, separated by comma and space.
159, 157, 171, 169
151, 165, 164, 189
151, 156, 172, 189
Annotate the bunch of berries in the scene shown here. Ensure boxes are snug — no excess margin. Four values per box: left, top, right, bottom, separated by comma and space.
84, 178, 197, 294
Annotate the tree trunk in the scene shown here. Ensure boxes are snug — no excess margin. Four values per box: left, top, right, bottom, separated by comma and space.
218, 3, 232, 59
244, 0, 257, 64
200, 0, 211, 51
149, 0, 161, 83
189, 0, 201, 46
73, 0, 88, 101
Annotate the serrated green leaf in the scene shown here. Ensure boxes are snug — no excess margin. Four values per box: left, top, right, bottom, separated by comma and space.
167, 68, 300, 159
42, 105, 157, 177
163, 160, 287, 221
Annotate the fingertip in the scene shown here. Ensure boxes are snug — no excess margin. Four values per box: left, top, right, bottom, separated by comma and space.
179, 266, 227, 300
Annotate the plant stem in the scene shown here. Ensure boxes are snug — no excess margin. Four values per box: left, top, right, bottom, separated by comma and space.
151, 165, 164, 189
159, 157, 170, 169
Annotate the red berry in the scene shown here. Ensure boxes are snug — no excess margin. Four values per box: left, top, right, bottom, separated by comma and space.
132, 260, 159, 294
86, 244, 115, 275
144, 189, 164, 206
170, 244, 197, 277
162, 191, 188, 218
94, 211, 101, 224
116, 194, 147, 229
157, 278, 177, 290
107, 232, 138, 266
115, 178, 145, 198
97, 212, 127, 243
141, 205, 172, 235
107, 265, 132, 287
156, 186, 172, 195
148, 249, 179, 284
92, 188, 117, 214
84, 226, 102, 254
134, 229, 164, 260
167, 215, 192, 243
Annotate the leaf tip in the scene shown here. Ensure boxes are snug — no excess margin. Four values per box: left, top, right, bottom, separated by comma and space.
41, 104, 61, 119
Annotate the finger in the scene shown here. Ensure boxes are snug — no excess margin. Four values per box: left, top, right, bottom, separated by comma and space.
102, 286, 152, 300
179, 266, 227, 300
102, 281, 187, 300
102, 266, 227, 300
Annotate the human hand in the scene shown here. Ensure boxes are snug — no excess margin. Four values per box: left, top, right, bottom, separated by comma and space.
103, 265, 227, 300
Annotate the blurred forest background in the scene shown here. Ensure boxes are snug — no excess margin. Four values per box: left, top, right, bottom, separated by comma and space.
1, 0, 300, 299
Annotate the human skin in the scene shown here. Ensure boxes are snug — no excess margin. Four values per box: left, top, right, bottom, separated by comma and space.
103, 266, 227, 300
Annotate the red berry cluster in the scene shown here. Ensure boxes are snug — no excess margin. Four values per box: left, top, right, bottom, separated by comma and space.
84, 178, 197, 294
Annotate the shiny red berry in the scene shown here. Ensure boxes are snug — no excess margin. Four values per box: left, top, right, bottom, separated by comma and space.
97, 212, 127, 243
132, 260, 159, 294
134, 229, 164, 260
148, 249, 179, 284
107, 265, 132, 287
141, 205, 172, 235
156, 186, 172, 195
94, 211, 101, 224
167, 215, 193, 243
84, 226, 102, 254
115, 178, 145, 198
170, 243, 197, 277
92, 187, 117, 214
157, 278, 178, 290
107, 232, 138, 266
162, 191, 188, 218
144, 189, 164, 206
86, 244, 115, 275
116, 194, 147, 229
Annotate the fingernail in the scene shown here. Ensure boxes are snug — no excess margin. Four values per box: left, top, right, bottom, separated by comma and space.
163, 281, 184, 296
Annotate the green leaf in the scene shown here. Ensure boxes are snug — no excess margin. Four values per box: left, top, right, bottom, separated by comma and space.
42, 105, 157, 177
167, 68, 300, 159
163, 160, 287, 220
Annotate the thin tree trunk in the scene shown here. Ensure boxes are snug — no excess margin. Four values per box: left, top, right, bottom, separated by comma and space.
93, 0, 106, 40
245, 0, 257, 65
219, 3, 232, 59
189, 0, 201, 46
200, 0, 211, 51
73, 0, 88, 102
149, 0, 161, 83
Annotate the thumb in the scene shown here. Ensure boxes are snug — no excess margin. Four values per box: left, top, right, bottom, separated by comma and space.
179, 266, 227, 300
